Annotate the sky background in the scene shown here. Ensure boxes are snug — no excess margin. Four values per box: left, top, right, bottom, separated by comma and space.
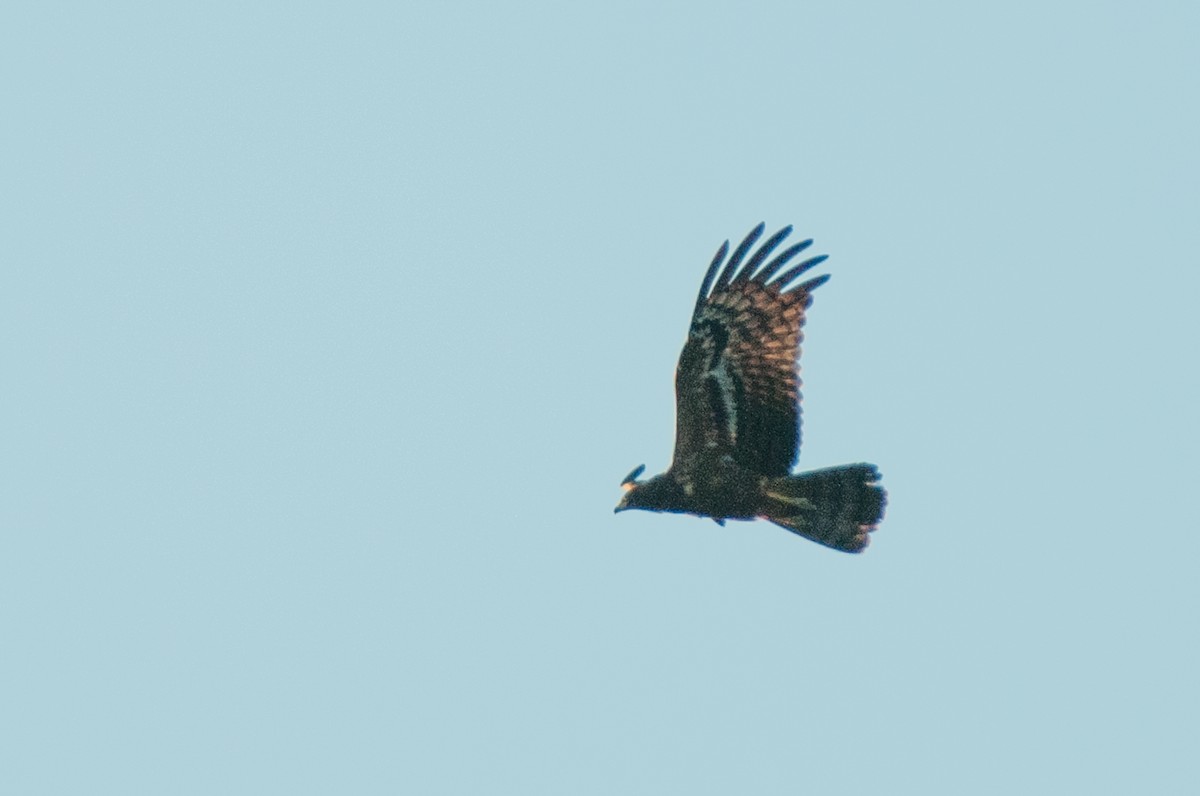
3, 2, 1198, 793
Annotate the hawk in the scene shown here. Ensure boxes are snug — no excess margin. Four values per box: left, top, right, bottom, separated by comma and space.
614, 223, 886, 552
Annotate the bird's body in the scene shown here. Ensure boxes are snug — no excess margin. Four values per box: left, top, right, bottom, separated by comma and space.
614, 223, 886, 552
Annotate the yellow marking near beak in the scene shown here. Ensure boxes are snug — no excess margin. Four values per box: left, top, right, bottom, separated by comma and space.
622, 482, 636, 492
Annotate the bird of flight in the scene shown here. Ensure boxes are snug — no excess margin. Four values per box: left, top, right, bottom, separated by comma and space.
614, 223, 886, 552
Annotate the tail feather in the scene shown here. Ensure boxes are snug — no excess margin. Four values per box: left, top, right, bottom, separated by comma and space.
761, 464, 886, 553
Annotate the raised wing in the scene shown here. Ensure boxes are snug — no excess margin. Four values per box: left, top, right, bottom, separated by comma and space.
671, 223, 829, 476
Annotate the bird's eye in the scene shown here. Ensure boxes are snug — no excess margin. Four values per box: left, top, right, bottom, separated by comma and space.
620, 464, 646, 487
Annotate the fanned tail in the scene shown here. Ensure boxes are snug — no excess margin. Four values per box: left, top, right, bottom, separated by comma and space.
761, 464, 886, 553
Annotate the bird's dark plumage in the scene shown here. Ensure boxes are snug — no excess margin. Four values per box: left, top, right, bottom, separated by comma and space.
615, 223, 886, 552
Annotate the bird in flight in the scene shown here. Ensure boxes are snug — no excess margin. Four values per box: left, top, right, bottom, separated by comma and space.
614, 223, 886, 552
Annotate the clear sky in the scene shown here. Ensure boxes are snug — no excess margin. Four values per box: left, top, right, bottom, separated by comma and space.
3, 2, 1198, 794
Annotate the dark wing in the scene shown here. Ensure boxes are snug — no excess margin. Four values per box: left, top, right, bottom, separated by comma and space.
671, 223, 829, 477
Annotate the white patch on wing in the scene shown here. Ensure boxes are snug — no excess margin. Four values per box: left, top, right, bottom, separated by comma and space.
707, 356, 739, 444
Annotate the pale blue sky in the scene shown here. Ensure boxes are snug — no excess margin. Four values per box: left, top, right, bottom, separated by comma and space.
3, 2, 1198, 794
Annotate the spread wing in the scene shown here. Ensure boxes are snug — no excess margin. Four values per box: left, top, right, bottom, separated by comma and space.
671, 223, 829, 477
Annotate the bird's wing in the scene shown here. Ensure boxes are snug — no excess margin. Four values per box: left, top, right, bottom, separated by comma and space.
671, 223, 829, 477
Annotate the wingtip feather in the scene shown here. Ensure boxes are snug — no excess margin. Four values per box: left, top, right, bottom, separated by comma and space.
772, 255, 830, 291
735, 225, 793, 284
714, 223, 765, 290
694, 239, 729, 312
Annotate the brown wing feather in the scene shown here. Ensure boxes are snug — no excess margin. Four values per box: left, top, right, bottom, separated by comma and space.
672, 224, 829, 477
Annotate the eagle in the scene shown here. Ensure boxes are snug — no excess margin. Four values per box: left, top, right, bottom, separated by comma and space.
614, 223, 886, 552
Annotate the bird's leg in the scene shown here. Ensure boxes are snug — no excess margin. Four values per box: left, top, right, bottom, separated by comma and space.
762, 489, 816, 510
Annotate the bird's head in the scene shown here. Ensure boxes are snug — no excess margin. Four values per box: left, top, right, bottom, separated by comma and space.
614, 464, 684, 514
